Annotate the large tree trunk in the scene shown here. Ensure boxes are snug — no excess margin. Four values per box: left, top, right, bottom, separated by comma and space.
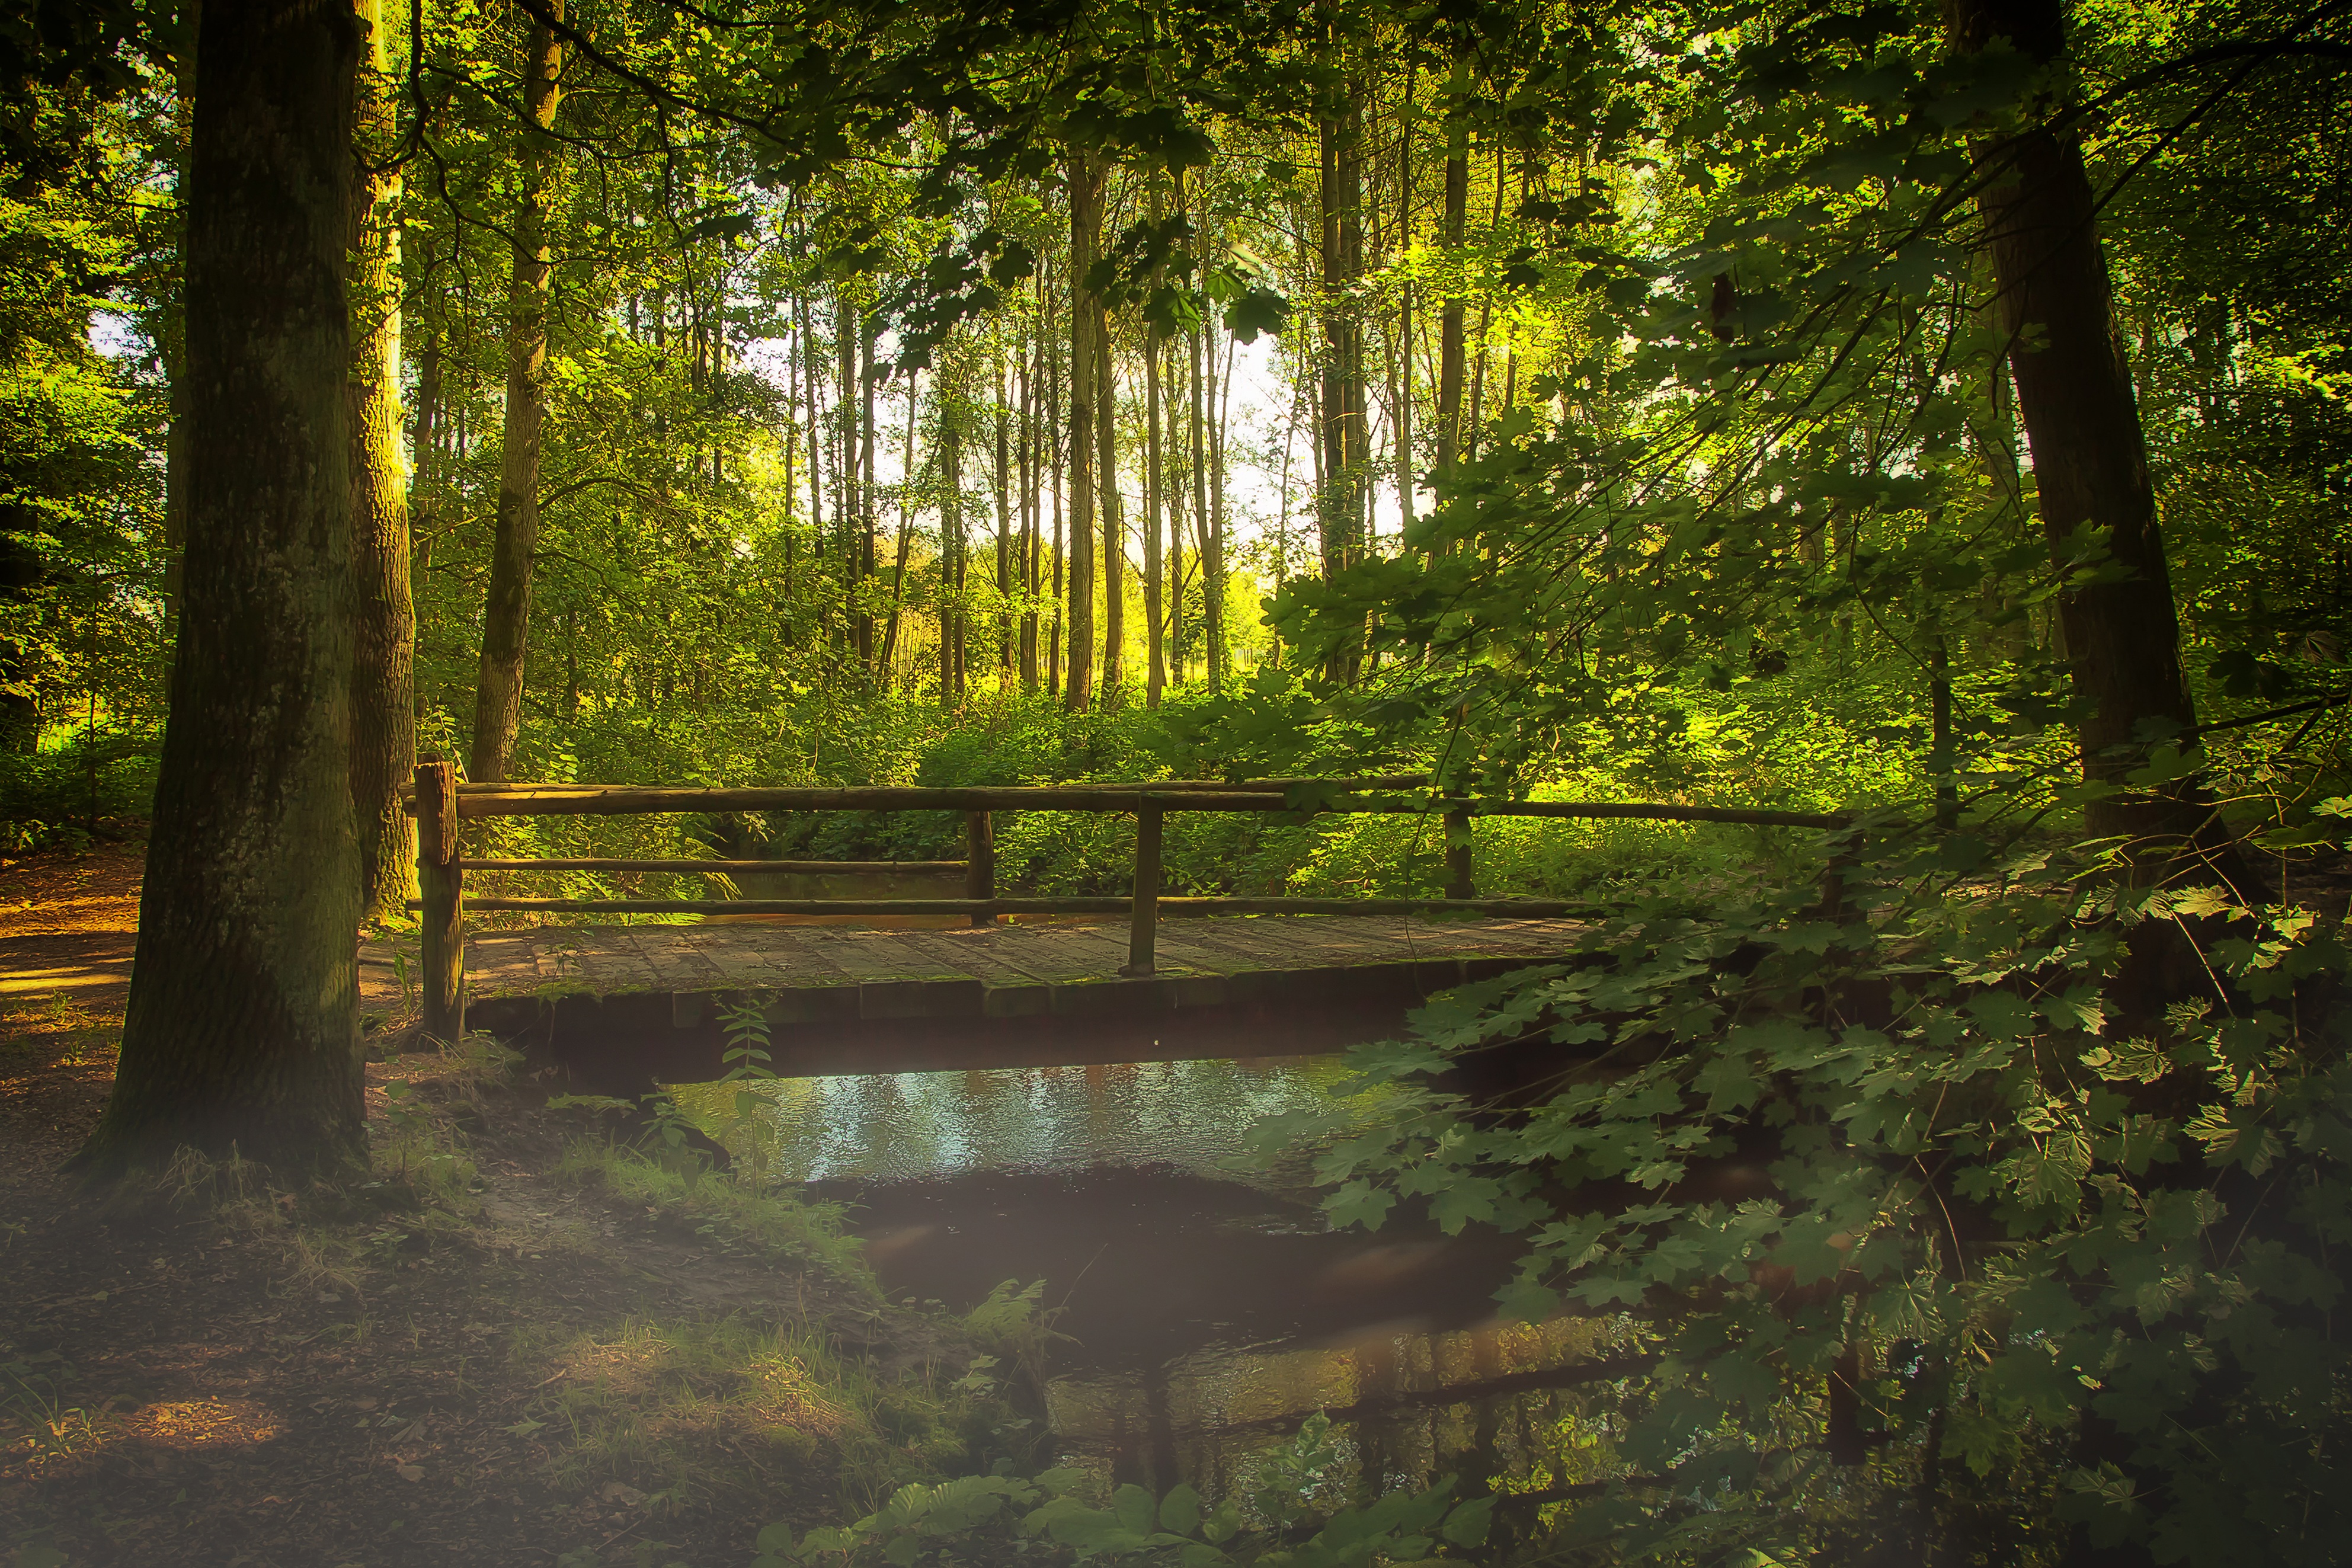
349, 0, 414, 923
78, 0, 364, 1178
1064, 153, 1101, 713
468, 5, 563, 783
1951, 0, 2209, 859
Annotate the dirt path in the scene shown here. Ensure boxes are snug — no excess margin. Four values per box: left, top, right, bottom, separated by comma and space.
0, 848, 972, 1568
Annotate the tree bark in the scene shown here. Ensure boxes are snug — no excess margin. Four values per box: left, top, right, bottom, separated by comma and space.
994, 349, 1013, 684
1205, 310, 1230, 686
1099, 314, 1124, 703
1319, 79, 1368, 676
1064, 152, 1101, 712
349, 0, 414, 923
1019, 320, 1040, 690
78, 0, 364, 1177
1144, 181, 1166, 708
1950, 0, 2210, 856
468, 4, 563, 783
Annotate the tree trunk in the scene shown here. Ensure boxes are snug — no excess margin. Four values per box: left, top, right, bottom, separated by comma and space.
349, 0, 413, 924
942, 415, 965, 702
994, 350, 1013, 684
1951, 0, 2209, 857
468, 4, 563, 783
880, 370, 917, 677
1144, 236, 1166, 707
1019, 322, 1040, 690
1394, 66, 1416, 539
1319, 82, 1368, 675
860, 319, 879, 673
1207, 316, 1231, 686
1064, 152, 1101, 713
78, 0, 364, 1177
1099, 317, 1124, 703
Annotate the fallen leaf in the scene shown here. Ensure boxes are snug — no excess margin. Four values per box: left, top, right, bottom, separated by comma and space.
396, 1464, 424, 1482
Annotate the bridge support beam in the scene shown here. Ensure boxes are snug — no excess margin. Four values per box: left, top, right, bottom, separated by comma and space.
1124, 801, 1162, 975
417, 760, 465, 1043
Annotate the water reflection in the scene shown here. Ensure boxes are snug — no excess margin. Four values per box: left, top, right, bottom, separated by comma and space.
671, 1057, 1371, 1187
671, 1058, 1623, 1502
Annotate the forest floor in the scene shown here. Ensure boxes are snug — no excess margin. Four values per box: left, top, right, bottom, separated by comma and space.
0, 843, 984, 1568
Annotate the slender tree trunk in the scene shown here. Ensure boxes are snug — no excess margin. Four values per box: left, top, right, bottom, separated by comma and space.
1064, 152, 1102, 712
942, 417, 964, 701
1430, 94, 1467, 484
860, 321, 879, 673
349, 0, 412, 923
1395, 65, 1416, 539
994, 350, 1013, 684
1019, 323, 1040, 689
1319, 77, 1367, 675
1204, 304, 1228, 685
881, 371, 918, 678
79, 0, 364, 1176
1099, 322, 1124, 703
1144, 216, 1166, 707
1180, 314, 1202, 688
1049, 295, 1065, 697
1951, 0, 2209, 858
837, 292, 859, 656
468, 4, 563, 783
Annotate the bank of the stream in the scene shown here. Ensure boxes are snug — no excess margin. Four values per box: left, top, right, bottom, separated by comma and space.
0, 848, 1036, 1567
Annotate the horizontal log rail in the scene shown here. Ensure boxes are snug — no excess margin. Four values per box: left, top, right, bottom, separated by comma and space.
457, 858, 966, 875
408, 895, 1599, 918
396, 773, 1433, 801
407, 760, 1848, 1044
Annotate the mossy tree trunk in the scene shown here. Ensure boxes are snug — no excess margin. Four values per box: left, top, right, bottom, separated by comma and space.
350, 0, 414, 921
78, 0, 365, 1179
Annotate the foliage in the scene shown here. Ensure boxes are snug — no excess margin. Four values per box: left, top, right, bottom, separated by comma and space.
1272, 796, 2351, 1563
753, 1417, 1495, 1568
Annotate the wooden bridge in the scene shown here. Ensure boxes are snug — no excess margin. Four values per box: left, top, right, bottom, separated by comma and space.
401, 766, 1846, 1081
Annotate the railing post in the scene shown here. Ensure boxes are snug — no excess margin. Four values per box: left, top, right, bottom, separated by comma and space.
1124, 799, 1162, 976
417, 761, 465, 1043
965, 810, 996, 927
1444, 801, 1476, 900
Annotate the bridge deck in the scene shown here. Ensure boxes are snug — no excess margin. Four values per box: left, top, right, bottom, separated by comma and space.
427, 915, 1587, 1080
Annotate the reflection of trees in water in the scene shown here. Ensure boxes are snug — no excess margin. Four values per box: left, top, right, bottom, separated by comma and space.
1049, 1316, 1631, 1506
681, 1056, 1378, 1186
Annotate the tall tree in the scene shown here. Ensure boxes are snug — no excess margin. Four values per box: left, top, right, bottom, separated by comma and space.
1143, 178, 1167, 708
1319, 65, 1368, 676
468, 3, 564, 783
1098, 310, 1124, 702
350, 0, 414, 922
1951, 0, 2212, 862
1064, 151, 1101, 712
78, 0, 364, 1176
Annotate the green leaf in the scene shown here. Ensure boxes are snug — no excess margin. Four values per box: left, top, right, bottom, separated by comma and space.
1323, 1180, 1395, 1231
1159, 1484, 1202, 1536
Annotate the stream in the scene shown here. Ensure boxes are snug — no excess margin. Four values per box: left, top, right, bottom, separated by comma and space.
672, 1054, 1627, 1503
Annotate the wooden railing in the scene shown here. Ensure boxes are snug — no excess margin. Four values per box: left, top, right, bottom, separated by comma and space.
402, 761, 1848, 1043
